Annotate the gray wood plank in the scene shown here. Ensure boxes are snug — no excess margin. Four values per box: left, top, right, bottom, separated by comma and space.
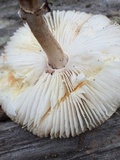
0, 108, 120, 160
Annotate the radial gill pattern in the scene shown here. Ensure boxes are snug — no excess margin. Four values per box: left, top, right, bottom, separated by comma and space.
0, 11, 120, 138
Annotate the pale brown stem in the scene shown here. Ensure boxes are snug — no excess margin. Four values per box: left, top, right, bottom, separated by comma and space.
18, 0, 68, 69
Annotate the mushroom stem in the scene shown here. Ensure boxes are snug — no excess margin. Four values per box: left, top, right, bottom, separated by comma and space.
18, 0, 68, 69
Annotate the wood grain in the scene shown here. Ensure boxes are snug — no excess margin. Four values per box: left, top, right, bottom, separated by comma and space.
0, 108, 120, 160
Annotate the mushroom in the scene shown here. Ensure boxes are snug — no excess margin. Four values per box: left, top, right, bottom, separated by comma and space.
0, 0, 120, 138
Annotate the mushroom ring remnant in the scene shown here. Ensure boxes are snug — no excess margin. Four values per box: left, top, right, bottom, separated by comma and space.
0, 11, 120, 138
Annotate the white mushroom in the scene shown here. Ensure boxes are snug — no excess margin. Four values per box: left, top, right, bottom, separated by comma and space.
0, 0, 120, 138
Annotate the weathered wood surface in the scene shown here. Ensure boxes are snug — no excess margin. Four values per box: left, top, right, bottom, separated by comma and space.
0, 0, 120, 160
0, 108, 120, 160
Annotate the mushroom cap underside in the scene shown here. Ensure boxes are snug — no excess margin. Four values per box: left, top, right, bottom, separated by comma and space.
0, 11, 120, 138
